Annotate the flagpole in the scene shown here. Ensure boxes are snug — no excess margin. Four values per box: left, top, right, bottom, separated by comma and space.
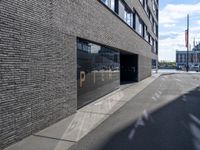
186, 14, 189, 72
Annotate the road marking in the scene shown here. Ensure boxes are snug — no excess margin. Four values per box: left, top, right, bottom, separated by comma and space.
152, 96, 157, 101
128, 129, 135, 140
128, 110, 150, 140
189, 114, 200, 125
182, 95, 187, 102
161, 78, 165, 81
189, 120, 200, 149
177, 83, 183, 88
192, 83, 199, 87
94, 102, 102, 106
158, 91, 162, 95
175, 78, 182, 82
155, 93, 160, 98
143, 110, 149, 120
77, 112, 87, 140
135, 117, 145, 128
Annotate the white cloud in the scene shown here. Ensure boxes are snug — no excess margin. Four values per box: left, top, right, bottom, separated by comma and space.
159, 29, 200, 61
163, 23, 176, 28
158, 2, 200, 61
197, 20, 200, 25
190, 26, 200, 32
160, 3, 200, 25
159, 31, 186, 61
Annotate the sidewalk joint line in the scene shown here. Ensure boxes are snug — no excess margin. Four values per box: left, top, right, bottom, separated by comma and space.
33, 134, 77, 143
78, 110, 111, 116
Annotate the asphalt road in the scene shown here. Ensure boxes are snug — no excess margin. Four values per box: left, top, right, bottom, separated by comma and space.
69, 73, 200, 150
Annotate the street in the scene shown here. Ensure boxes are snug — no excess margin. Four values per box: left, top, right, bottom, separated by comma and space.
69, 73, 200, 150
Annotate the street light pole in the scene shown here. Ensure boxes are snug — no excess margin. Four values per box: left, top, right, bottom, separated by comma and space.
186, 14, 189, 72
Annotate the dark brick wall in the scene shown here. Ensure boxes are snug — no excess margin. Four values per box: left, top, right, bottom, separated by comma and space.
0, 1, 76, 149
138, 55, 152, 81
52, 0, 154, 80
0, 0, 157, 148
52, 0, 153, 58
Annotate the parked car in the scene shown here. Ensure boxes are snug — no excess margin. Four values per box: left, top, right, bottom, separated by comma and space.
193, 64, 200, 72
176, 66, 182, 70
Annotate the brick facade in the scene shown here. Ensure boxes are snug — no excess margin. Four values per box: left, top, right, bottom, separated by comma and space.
0, 0, 158, 149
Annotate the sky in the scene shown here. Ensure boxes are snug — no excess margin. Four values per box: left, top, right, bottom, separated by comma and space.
159, 0, 200, 61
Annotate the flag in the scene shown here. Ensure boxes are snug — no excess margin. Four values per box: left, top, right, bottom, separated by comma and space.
185, 29, 188, 48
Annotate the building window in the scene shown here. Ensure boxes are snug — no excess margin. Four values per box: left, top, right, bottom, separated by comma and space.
140, 0, 144, 5
153, 0, 157, 15
139, 21, 143, 36
156, 8, 158, 19
152, 38, 154, 51
101, 0, 108, 5
116, 0, 135, 28
147, 7, 150, 17
153, 40, 156, 53
101, 0, 116, 12
135, 14, 144, 36
156, 41, 158, 54
135, 14, 139, 33
100, 0, 148, 42
156, 24, 158, 36
153, 21, 156, 34
139, 0, 148, 14
144, 25, 148, 41
77, 38, 120, 108
144, 0, 148, 13
149, 36, 153, 46
150, 14, 153, 23
142, 23, 145, 38
124, 9, 134, 27
111, 0, 115, 11
183, 54, 187, 62
118, 0, 125, 19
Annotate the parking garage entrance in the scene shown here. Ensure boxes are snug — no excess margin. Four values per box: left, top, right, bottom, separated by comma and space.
77, 38, 138, 108
120, 52, 138, 84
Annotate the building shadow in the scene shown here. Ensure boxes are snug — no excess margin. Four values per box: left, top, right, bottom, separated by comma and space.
98, 86, 200, 150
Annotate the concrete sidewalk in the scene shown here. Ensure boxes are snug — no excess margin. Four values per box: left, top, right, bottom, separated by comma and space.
5, 73, 160, 150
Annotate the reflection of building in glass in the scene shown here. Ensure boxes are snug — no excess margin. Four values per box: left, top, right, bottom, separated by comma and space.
176, 43, 200, 69
77, 39, 120, 107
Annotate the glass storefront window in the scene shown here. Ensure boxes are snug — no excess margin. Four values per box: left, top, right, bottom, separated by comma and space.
77, 38, 120, 108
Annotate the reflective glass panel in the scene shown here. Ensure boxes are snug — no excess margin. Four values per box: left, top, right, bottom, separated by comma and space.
77, 38, 120, 108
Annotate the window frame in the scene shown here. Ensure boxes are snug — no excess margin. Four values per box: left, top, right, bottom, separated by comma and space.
99, 0, 152, 45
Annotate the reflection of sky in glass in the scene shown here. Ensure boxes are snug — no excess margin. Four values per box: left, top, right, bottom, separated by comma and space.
118, 0, 125, 19
111, 0, 115, 11
90, 44, 101, 54
101, 0, 108, 5
77, 38, 120, 108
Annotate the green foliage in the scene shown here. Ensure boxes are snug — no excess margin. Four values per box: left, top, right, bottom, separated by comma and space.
158, 61, 176, 69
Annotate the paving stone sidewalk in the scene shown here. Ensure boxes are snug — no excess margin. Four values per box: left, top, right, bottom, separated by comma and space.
5, 73, 160, 150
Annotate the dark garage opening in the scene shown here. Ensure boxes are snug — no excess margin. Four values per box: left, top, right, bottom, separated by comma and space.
120, 52, 138, 84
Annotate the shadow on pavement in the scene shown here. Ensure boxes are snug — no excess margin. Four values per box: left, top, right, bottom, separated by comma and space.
99, 86, 200, 150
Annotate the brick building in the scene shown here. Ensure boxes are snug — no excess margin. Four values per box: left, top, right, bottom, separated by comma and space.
0, 0, 159, 148
176, 43, 200, 68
